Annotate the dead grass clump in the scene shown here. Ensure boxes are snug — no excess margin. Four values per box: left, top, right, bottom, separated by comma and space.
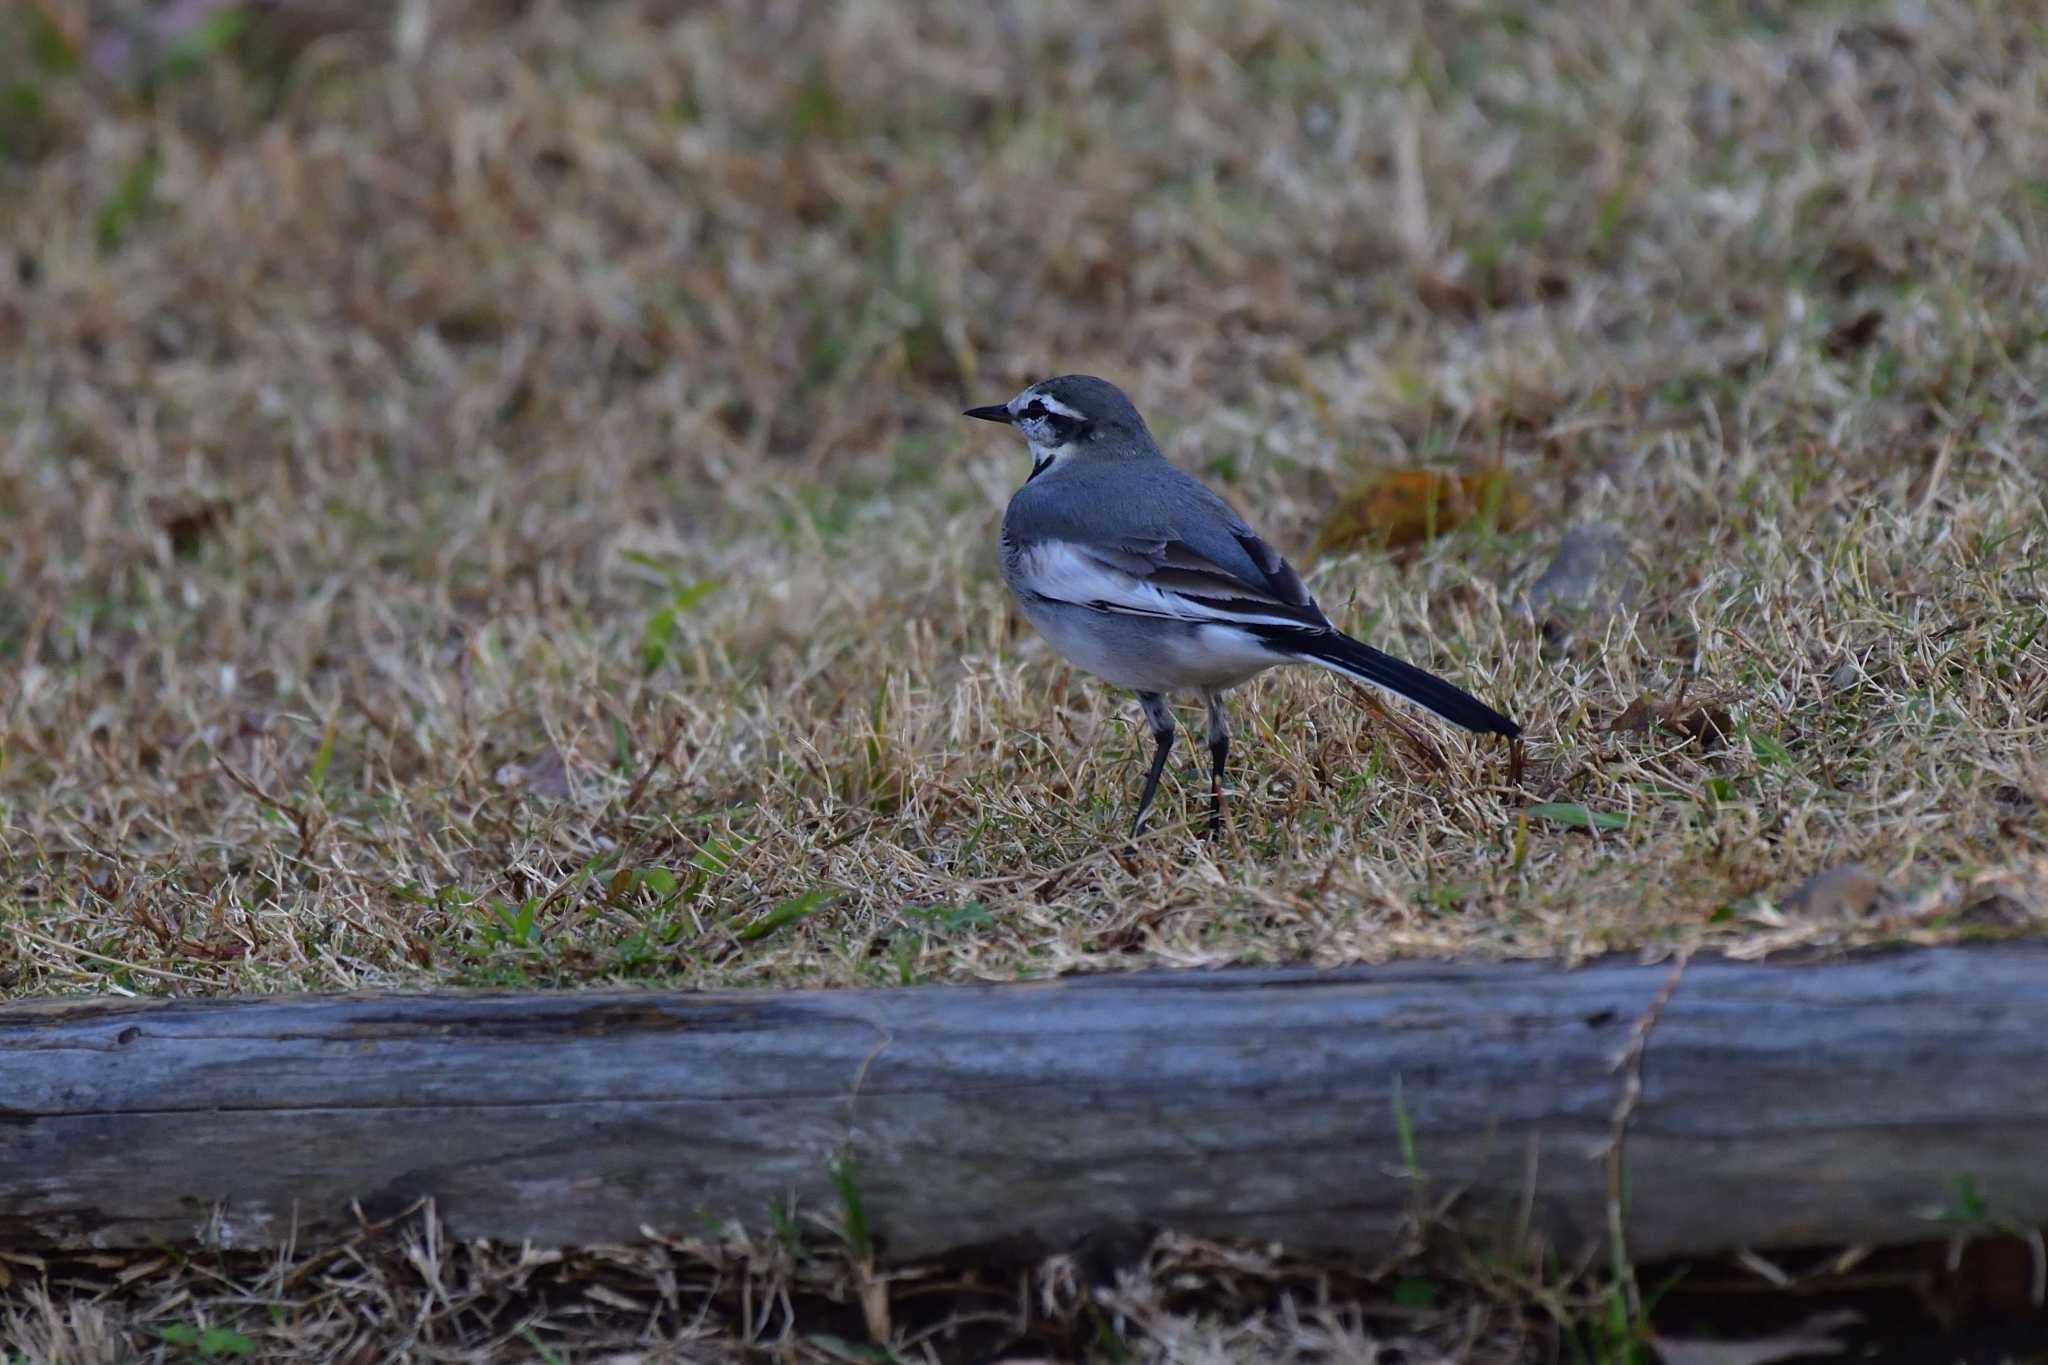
6, 1212, 2041, 1362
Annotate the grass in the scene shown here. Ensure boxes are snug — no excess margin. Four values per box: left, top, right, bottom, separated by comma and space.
2, 0, 2046, 1357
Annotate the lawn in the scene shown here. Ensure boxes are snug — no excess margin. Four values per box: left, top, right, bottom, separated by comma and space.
2, 0, 2044, 1358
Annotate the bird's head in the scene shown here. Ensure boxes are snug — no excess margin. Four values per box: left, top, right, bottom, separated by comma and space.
964, 374, 1154, 480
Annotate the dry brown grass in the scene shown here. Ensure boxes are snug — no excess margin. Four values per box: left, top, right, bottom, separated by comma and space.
3, 0, 2047, 1357
0, 1219, 1602, 1363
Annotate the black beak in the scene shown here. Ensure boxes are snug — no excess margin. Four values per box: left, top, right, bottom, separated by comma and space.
962, 404, 1013, 424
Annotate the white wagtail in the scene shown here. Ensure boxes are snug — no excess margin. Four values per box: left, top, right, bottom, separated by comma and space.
966, 374, 1521, 837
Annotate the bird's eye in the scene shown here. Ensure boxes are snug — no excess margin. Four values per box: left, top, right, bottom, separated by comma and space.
1022, 400, 1050, 422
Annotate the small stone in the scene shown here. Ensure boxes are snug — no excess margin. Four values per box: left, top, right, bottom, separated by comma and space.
1519, 522, 1634, 620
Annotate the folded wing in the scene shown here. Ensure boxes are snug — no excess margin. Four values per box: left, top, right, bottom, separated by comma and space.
1015, 530, 1330, 634
1009, 524, 1521, 736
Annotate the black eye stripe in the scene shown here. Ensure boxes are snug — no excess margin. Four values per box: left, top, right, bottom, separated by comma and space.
1019, 398, 1089, 441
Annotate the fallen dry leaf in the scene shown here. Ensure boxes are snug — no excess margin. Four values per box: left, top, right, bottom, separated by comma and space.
1313, 468, 1527, 556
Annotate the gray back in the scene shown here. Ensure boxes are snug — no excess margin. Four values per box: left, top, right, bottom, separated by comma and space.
1003, 453, 1272, 589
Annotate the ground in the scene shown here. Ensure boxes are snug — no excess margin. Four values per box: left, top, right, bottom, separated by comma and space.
1, 0, 2045, 1359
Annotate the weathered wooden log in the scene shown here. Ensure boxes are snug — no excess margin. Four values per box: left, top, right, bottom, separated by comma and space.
4, 946, 2045, 1260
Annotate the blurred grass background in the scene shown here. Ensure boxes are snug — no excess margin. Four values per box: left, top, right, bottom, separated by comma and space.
2, 0, 2048, 1358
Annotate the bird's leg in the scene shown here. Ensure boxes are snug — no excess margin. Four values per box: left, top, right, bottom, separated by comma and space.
1202, 689, 1229, 836
1131, 692, 1176, 838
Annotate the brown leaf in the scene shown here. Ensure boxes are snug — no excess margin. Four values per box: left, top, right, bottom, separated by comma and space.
1314, 468, 1527, 556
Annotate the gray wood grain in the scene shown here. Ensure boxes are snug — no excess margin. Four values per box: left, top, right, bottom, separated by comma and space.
4, 947, 2046, 1260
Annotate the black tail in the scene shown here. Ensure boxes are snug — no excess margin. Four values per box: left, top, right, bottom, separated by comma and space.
1276, 629, 1520, 738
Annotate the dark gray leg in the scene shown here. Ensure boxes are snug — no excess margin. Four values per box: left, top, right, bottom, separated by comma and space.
1202, 689, 1229, 836
1131, 692, 1176, 837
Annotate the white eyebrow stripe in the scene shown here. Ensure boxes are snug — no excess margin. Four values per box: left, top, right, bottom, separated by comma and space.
1020, 391, 1085, 421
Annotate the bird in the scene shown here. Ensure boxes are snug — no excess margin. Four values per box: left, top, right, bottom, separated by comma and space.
965, 374, 1520, 838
